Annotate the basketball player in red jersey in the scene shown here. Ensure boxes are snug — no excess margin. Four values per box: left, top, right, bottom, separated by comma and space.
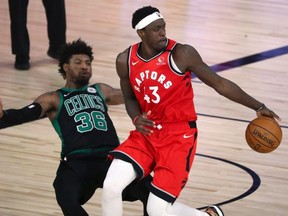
101, 6, 280, 216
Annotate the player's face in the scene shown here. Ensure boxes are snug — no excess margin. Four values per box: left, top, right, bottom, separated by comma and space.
142, 19, 167, 52
65, 54, 92, 87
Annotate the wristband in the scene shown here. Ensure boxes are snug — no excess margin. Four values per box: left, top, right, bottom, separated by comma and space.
0, 102, 42, 129
132, 115, 140, 125
255, 104, 265, 112
1, 110, 8, 118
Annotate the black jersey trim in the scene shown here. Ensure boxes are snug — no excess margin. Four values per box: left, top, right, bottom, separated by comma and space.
168, 44, 186, 76
127, 46, 132, 78
110, 150, 144, 178
63, 146, 115, 160
148, 182, 176, 203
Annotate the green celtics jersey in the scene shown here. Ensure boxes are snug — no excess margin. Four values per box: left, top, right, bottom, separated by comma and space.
52, 84, 120, 159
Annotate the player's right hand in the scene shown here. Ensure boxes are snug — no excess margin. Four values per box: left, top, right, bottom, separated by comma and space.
134, 111, 156, 135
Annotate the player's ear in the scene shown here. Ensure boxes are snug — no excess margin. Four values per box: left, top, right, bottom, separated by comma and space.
63, 63, 69, 72
137, 29, 144, 38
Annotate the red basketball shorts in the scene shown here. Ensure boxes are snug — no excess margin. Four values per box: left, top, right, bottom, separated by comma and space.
111, 121, 197, 202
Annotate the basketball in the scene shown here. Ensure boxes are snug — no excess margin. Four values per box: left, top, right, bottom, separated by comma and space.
245, 117, 282, 153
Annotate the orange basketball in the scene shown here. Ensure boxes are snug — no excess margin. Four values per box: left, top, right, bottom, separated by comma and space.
245, 117, 282, 153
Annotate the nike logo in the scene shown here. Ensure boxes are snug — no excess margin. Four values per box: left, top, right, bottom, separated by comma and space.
64, 92, 71, 97
183, 134, 194, 139
28, 104, 35, 109
132, 61, 139, 66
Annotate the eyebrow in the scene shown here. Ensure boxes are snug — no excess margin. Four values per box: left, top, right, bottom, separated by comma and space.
73, 58, 91, 62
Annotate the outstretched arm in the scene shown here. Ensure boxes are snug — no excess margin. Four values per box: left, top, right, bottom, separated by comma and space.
0, 92, 58, 129
173, 44, 281, 120
0, 100, 43, 129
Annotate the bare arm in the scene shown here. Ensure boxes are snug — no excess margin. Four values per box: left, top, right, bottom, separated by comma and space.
173, 44, 280, 120
116, 50, 142, 119
34, 91, 59, 120
116, 50, 155, 134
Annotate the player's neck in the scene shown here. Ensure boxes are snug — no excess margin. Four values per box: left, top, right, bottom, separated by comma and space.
138, 43, 161, 60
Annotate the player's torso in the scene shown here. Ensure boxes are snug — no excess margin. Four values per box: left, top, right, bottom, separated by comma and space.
52, 84, 119, 159
128, 39, 197, 123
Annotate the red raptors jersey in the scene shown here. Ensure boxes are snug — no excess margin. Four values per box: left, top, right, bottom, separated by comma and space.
128, 39, 197, 123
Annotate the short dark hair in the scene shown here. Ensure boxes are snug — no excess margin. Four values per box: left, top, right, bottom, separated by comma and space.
131, 6, 160, 29
58, 38, 94, 79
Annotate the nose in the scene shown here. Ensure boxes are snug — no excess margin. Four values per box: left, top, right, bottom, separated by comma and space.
160, 27, 166, 36
81, 62, 89, 69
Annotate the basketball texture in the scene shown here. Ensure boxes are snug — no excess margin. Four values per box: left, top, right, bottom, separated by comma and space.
245, 117, 282, 153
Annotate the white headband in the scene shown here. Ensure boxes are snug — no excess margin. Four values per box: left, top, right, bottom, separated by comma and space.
135, 12, 164, 30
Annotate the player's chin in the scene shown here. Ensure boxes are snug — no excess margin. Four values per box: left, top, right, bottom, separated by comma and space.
159, 37, 167, 45
157, 41, 166, 50
155, 45, 166, 53
76, 78, 89, 86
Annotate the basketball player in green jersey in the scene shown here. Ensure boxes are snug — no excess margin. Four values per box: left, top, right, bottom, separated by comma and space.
0, 39, 150, 216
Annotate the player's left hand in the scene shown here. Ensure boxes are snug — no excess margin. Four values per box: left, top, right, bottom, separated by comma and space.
256, 105, 281, 121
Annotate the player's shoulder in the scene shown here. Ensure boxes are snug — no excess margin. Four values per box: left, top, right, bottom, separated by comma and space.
174, 42, 196, 52
94, 83, 112, 92
38, 90, 58, 100
34, 90, 59, 112
116, 47, 129, 63
36, 91, 59, 104
94, 82, 105, 90
94, 83, 114, 100
173, 42, 200, 58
